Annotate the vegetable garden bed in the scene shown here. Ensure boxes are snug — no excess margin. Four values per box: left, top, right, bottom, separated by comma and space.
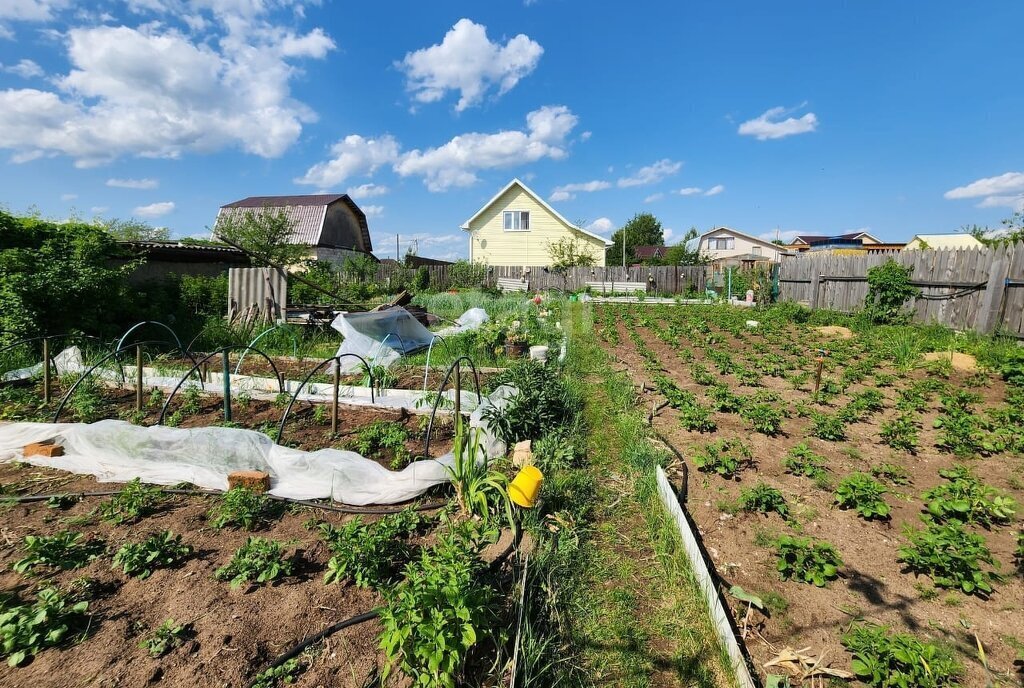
596, 303, 1024, 686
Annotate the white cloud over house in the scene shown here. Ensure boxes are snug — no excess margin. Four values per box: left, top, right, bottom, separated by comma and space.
398, 18, 542, 112
549, 179, 610, 202
585, 217, 615, 234
944, 172, 1024, 211
617, 159, 682, 187
738, 105, 818, 140
296, 135, 400, 188
133, 201, 174, 217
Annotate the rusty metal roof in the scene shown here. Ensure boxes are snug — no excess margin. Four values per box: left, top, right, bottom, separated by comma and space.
218, 194, 371, 251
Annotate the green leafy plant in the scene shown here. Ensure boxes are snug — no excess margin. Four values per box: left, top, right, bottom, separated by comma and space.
690, 362, 715, 386
841, 622, 962, 688
98, 478, 164, 524
1014, 530, 1023, 575
693, 439, 753, 478
13, 531, 106, 574
378, 525, 498, 688
880, 414, 919, 453
707, 383, 744, 413
320, 509, 424, 589
871, 462, 910, 486
740, 402, 783, 436
349, 420, 411, 468
45, 494, 80, 510
251, 656, 309, 688
179, 386, 202, 415
898, 521, 1000, 596
482, 360, 576, 444
139, 618, 191, 657
864, 260, 921, 324
208, 487, 281, 531
775, 535, 842, 587
112, 531, 191, 579
923, 466, 1016, 527
835, 473, 891, 520
809, 411, 846, 441
446, 423, 510, 526
0, 587, 90, 667
214, 537, 293, 589
782, 442, 826, 480
739, 483, 789, 519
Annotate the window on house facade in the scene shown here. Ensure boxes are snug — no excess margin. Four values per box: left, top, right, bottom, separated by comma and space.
711, 237, 734, 250
503, 210, 530, 231
752, 246, 762, 256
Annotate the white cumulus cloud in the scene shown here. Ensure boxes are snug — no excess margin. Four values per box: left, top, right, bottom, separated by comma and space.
60, 193, 76, 201
704, 184, 725, 196
134, 201, 175, 217
0, 8, 334, 167
758, 229, 801, 244
362, 205, 384, 218
676, 187, 703, 196
296, 135, 400, 188
398, 18, 543, 111
107, 177, 158, 189
346, 183, 389, 198
0, 0, 70, 22
738, 105, 818, 140
395, 105, 578, 191
549, 179, 610, 202
944, 172, 1024, 211
644, 193, 664, 203
2, 58, 43, 78
585, 217, 615, 235
618, 159, 681, 188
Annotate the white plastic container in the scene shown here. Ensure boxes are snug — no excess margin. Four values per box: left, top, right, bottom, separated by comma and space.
529, 345, 549, 362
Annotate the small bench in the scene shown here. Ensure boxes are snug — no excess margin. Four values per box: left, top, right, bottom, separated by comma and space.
497, 277, 530, 292
585, 280, 648, 295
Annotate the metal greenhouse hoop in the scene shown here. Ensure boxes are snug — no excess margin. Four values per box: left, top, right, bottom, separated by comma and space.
275, 353, 374, 446
423, 355, 482, 456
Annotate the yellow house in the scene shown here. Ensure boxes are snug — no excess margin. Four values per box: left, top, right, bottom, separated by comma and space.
460, 178, 613, 267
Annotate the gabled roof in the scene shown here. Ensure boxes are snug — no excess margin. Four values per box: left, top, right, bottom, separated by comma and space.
790, 231, 881, 245
906, 233, 983, 249
460, 178, 614, 247
634, 245, 667, 259
700, 226, 787, 251
218, 194, 371, 251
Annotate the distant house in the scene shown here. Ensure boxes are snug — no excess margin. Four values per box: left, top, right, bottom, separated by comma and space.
698, 227, 790, 267
904, 233, 983, 250
787, 231, 904, 253
215, 194, 374, 266
633, 245, 668, 262
460, 179, 613, 267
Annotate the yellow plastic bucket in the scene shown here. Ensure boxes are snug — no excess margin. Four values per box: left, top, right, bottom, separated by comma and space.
509, 465, 544, 508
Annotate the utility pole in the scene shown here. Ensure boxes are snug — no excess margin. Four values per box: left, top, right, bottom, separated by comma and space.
396, 233, 400, 261
622, 226, 626, 269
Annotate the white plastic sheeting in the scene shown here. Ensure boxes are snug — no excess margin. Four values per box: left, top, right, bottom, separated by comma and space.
0, 385, 517, 505
331, 307, 488, 372
1, 346, 84, 382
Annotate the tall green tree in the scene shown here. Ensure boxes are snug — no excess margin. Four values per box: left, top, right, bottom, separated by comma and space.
606, 213, 664, 266
102, 218, 171, 242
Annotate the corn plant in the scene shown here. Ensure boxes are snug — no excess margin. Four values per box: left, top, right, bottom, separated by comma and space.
834, 473, 891, 520
139, 619, 191, 657
842, 622, 962, 688
693, 439, 753, 478
739, 483, 789, 519
13, 531, 106, 574
0, 588, 90, 667
208, 487, 281, 531
898, 521, 1000, 596
775, 535, 842, 587
214, 537, 293, 589
98, 478, 164, 524
112, 531, 191, 579
922, 466, 1016, 527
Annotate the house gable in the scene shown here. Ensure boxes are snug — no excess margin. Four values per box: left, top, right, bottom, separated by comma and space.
217, 194, 372, 253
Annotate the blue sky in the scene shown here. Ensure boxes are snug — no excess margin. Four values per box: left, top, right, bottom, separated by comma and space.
1, 1, 1022, 259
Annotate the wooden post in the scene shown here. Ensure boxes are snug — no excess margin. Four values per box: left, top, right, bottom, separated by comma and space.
331, 363, 340, 435
977, 258, 1010, 334
814, 355, 825, 396
135, 344, 143, 412
809, 273, 822, 310
222, 350, 232, 423
42, 337, 51, 404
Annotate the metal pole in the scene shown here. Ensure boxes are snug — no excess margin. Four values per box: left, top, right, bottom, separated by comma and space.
42, 337, 51, 404
222, 350, 232, 422
135, 345, 143, 412
454, 359, 461, 428
331, 363, 340, 435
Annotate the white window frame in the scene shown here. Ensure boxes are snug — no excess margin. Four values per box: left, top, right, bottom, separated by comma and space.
752, 246, 762, 256
711, 237, 734, 250
503, 210, 530, 232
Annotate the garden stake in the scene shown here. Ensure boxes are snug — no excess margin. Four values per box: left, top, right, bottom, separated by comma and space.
222, 349, 232, 422
41, 336, 50, 404
135, 344, 143, 412
331, 363, 340, 435
454, 358, 461, 420
813, 349, 828, 396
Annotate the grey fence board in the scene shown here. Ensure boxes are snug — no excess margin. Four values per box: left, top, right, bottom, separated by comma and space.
228, 267, 287, 323
777, 242, 1024, 336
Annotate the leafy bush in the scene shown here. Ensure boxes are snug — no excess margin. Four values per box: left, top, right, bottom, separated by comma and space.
739, 483, 789, 519
879, 414, 919, 453
483, 361, 577, 444
215, 537, 293, 589
775, 535, 842, 587
139, 619, 191, 657
898, 521, 1000, 596
841, 622, 962, 688
863, 260, 920, 324
379, 525, 498, 688
99, 478, 164, 524
782, 443, 827, 479
693, 439, 753, 478
208, 487, 281, 531
922, 466, 1016, 527
112, 531, 191, 579
834, 473, 890, 520
13, 531, 106, 574
320, 509, 424, 589
0, 587, 90, 667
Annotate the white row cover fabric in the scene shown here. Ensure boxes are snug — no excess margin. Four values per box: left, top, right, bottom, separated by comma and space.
0, 385, 517, 505
331, 307, 488, 372
1, 346, 84, 382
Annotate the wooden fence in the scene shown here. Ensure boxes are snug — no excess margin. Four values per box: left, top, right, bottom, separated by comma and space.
372, 263, 709, 294
777, 242, 1024, 336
